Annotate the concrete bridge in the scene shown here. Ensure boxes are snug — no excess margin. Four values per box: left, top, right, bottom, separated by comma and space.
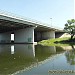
0, 12, 63, 44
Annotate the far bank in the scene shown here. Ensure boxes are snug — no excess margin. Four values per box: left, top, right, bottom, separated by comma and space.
38, 37, 75, 46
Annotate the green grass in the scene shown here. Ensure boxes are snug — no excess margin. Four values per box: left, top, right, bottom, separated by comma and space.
38, 37, 74, 46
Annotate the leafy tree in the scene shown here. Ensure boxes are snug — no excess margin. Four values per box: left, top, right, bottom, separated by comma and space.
64, 19, 75, 39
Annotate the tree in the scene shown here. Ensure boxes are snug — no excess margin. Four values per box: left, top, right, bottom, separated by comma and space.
64, 19, 75, 39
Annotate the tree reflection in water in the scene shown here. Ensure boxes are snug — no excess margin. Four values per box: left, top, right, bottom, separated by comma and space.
65, 45, 75, 65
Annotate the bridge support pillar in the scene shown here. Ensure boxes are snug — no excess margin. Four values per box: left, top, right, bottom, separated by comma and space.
0, 32, 11, 43
42, 31, 55, 40
14, 27, 35, 44
34, 30, 55, 42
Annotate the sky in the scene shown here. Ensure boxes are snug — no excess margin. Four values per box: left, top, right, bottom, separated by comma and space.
0, 0, 74, 29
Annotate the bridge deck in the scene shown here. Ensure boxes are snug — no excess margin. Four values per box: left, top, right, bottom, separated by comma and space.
0, 12, 62, 33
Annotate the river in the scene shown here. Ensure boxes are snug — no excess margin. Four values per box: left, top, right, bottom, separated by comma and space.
0, 44, 75, 75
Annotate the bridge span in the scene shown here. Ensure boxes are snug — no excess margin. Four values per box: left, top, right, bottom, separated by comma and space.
0, 13, 63, 44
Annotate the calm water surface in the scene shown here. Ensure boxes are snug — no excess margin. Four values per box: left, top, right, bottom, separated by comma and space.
0, 44, 75, 75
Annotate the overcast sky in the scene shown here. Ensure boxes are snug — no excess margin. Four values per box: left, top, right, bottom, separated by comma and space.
0, 0, 74, 29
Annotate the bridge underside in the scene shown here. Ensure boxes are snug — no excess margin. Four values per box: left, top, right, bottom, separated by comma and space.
0, 15, 55, 44
0, 19, 33, 33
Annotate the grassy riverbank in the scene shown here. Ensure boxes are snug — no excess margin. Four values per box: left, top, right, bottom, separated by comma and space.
38, 37, 75, 46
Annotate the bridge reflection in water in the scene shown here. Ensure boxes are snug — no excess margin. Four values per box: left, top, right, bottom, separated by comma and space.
0, 44, 75, 75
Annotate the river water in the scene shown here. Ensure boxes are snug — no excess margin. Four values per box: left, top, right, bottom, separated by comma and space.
0, 44, 75, 75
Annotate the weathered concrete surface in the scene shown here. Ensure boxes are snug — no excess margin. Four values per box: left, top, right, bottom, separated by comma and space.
14, 27, 35, 43
34, 31, 55, 42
